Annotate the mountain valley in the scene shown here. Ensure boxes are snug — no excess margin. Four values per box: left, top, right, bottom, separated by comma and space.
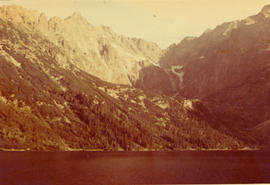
0, 5, 269, 150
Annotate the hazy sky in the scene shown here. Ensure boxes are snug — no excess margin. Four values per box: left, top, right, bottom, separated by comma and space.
1, 0, 270, 48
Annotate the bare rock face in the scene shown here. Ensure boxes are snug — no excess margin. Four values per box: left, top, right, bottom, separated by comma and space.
0, 5, 162, 85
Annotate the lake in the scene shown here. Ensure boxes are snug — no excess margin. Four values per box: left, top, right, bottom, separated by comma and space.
0, 151, 270, 185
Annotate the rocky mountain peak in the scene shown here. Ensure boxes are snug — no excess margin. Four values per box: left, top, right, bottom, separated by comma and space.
65, 12, 89, 24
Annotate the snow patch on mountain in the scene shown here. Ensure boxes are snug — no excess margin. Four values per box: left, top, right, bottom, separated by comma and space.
171, 65, 184, 87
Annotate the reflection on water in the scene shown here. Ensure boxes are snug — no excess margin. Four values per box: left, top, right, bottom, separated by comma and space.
0, 151, 270, 185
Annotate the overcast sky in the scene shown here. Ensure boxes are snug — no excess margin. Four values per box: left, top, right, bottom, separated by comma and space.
1, 0, 270, 48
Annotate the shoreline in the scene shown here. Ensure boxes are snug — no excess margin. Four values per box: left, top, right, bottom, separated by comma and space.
0, 147, 263, 152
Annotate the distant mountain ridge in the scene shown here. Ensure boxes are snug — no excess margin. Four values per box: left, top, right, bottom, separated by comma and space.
0, 5, 162, 85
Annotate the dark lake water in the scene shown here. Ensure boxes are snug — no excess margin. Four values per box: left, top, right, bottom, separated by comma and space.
0, 151, 270, 185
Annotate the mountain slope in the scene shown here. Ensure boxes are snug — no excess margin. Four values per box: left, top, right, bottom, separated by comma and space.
0, 12, 248, 151
141, 5, 270, 108
0, 5, 162, 85
134, 4, 270, 144
138, 5, 270, 97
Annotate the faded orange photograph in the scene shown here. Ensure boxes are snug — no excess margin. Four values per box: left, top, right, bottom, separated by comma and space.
0, 0, 270, 184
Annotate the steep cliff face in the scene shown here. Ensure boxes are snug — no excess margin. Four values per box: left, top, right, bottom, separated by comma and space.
0, 5, 162, 85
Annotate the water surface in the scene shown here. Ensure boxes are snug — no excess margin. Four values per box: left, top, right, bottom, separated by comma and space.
0, 151, 270, 185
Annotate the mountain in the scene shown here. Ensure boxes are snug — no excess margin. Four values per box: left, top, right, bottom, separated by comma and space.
160, 5, 270, 97
138, 5, 270, 97
0, 5, 250, 151
135, 5, 270, 145
0, 5, 162, 85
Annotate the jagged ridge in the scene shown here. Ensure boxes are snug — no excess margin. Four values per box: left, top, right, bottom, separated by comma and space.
0, 5, 162, 85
